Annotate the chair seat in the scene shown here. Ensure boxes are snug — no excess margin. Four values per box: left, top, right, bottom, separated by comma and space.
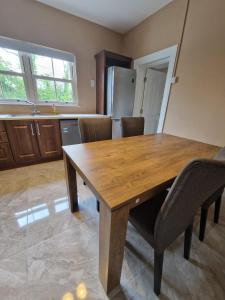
129, 190, 168, 246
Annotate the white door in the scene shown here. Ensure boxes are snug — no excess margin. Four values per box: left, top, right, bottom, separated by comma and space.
142, 69, 167, 134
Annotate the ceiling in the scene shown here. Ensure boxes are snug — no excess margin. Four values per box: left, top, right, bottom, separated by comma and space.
37, 0, 173, 34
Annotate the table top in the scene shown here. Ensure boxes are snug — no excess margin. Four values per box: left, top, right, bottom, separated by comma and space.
63, 134, 220, 211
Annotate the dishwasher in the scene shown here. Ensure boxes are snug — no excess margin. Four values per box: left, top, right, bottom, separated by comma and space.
60, 119, 81, 146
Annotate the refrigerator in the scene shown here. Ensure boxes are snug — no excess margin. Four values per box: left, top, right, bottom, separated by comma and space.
107, 66, 136, 138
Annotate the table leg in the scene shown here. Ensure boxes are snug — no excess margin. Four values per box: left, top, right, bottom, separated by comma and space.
99, 201, 129, 296
63, 153, 79, 212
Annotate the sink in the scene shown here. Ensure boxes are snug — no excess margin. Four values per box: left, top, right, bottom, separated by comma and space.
9, 114, 36, 117
9, 114, 53, 118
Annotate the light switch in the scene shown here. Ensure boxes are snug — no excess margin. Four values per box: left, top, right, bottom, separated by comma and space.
90, 80, 95, 88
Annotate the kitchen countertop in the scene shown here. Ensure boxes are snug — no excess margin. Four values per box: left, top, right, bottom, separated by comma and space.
0, 114, 106, 120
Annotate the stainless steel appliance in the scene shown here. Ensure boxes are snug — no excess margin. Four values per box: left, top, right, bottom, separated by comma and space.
107, 66, 136, 137
60, 119, 81, 146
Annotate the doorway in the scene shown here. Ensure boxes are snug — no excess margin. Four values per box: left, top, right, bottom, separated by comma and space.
133, 45, 177, 134
141, 62, 168, 134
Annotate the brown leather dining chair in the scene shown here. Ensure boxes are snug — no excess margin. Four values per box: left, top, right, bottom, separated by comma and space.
129, 159, 225, 296
79, 117, 112, 143
78, 117, 112, 211
121, 117, 145, 137
199, 147, 225, 241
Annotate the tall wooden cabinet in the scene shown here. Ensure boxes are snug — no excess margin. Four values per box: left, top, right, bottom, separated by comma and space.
95, 50, 132, 114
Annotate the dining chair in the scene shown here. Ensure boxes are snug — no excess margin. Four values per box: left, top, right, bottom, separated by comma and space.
129, 159, 225, 296
199, 147, 225, 241
79, 117, 112, 143
121, 117, 145, 137
78, 117, 112, 211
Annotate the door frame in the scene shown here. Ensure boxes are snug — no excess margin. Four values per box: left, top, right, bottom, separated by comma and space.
133, 45, 178, 133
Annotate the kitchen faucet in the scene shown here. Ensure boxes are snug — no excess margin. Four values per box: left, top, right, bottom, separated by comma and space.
25, 100, 41, 115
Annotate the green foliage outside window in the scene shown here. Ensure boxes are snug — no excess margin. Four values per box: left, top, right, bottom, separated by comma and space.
32, 54, 73, 103
0, 74, 26, 100
0, 49, 26, 100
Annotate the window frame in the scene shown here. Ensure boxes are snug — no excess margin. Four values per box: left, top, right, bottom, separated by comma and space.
0, 49, 78, 106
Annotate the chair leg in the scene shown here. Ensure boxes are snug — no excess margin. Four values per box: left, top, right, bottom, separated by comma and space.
154, 250, 164, 296
96, 200, 100, 212
199, 207, 208, 242
184, 223, 193, 260
214, 196, 222, 224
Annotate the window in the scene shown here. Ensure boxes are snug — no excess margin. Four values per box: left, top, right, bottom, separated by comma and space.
0, 48, 27, 100
31, 54, 74, 103
0, 37, 77, 106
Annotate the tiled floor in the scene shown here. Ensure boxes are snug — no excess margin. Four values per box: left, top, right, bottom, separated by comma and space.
0, 160, 225, 300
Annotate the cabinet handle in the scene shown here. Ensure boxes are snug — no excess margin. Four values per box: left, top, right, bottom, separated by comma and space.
30, 124, 35, 136
36, 123, 41, 136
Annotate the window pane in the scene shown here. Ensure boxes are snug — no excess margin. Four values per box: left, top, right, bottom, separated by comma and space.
0, 48, 22, 73
56, 81, 73, 102
0, 83, 3, 98
53, 59, 71, 80
32, 55, 53, 77
36, 79, 56, 101
31, 54, 72, 80
0, 74, 26, 100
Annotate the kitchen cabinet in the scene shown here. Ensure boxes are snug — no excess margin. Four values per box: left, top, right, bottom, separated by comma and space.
95, 50, 132, 114
0, 143, 14, 165
0, 115, 103, 170
6, 120, 40, 163
0, 121, 14, 167
3, 119, 62, 169
35, 120, 62, 159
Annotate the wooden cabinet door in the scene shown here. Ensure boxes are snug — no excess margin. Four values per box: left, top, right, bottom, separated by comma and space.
0, 120, 14, 168
0, 143, 14, 166
35, 120, 62, 159
6, 120, 40, 163
0, 121, 5, 131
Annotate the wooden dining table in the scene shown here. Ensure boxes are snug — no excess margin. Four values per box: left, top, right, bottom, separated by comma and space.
62, 133, 220, 296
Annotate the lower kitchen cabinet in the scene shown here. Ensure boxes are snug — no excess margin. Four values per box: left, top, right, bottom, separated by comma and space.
6, 120, 40, 163
35, 120, 62, 159
1, 119, 62, 170
0, 143, 14, 165
0, 121, 14, 168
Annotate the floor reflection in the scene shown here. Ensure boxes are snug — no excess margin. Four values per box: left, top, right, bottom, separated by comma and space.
62, 292, 74, 300
54, 197, 69, 213
15, 197, 69, 228
76, 282, 87, 299
61, 282, 87, 300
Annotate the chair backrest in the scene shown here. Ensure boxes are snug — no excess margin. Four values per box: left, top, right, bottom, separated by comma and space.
79, 117, 112, 143
214, 146, 225, 161
121, 117, 144, 137
154, 159, 225, 251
